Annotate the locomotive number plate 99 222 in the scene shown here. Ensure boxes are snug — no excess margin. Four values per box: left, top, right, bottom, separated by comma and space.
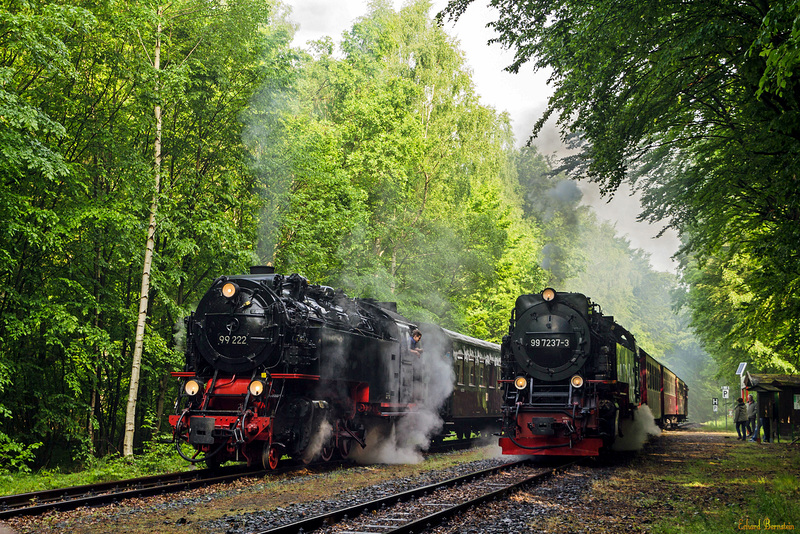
217, 335, 248, 345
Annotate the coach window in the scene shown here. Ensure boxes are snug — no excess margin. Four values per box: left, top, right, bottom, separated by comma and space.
456, 355, 464, 385
479, 362, 486, 387
467, 359, 475, 386
488, 364, 496, 389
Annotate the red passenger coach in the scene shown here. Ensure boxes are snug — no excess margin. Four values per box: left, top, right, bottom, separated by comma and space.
661, 366, 689, 427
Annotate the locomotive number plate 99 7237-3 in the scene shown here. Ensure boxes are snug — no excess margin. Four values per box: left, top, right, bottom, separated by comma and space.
522, 333, 577, 369
527, 335, 571, 348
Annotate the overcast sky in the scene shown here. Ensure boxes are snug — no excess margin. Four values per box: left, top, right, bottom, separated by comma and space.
287, 0, 681, 273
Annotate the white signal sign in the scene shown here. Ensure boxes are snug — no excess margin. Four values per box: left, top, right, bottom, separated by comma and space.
722, 389, 729, 399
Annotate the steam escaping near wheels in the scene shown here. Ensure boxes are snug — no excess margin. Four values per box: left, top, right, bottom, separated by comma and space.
350, 342, 456, 465
302, 420, 334, 463
612, 405, 662, 452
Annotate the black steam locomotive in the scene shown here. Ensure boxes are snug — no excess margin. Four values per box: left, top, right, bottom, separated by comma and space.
498, 288, 687, 456
169, 267, 501, 469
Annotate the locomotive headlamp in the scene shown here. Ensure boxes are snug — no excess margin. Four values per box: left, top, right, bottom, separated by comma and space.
514, 376, 528, 390
184, 378, 203, 397
570, 374, 584, 388
541, 288, 556, 302
221, 282, 239, 298
248, 379, 267, 397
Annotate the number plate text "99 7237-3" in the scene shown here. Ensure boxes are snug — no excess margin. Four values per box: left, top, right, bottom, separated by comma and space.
529, 337, 570, 348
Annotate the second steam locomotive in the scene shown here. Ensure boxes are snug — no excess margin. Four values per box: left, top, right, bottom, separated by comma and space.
499, 288, 687, 456
169, 267, 500, 469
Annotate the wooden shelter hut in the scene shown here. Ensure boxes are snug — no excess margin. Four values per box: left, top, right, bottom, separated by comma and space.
742, 372, 800, 443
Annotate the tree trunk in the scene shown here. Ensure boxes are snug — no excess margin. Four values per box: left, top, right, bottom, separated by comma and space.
123, 8, 162, 456
154, 373, 170, 434
390, 247, 397, 294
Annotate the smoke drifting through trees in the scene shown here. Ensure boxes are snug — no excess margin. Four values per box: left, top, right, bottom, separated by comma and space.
243, 81, 296, 265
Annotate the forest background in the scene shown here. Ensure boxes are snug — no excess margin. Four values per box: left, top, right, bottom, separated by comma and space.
1, 0, 797, 473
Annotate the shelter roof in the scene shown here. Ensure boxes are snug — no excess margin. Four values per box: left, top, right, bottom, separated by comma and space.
743, 372, 800, 392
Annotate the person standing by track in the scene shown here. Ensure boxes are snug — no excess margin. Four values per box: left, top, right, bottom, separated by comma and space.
745, 394, 757, 438
734, 397, 748, 440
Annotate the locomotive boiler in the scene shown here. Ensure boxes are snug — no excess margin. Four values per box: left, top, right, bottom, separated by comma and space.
169, 267, 501, 469
498, 288, 687, 456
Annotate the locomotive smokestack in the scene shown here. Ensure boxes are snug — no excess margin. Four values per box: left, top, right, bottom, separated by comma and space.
250, 265, 275, 275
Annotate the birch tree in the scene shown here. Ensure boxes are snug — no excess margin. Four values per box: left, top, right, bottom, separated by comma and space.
123, 5, 163, 457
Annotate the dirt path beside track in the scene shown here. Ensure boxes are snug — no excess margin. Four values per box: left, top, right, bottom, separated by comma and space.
530, 431, 800, 533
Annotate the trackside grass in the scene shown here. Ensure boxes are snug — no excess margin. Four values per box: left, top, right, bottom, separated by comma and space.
588, 431, 800, 534
649, 439, 799, 533
0, 440, 187, 496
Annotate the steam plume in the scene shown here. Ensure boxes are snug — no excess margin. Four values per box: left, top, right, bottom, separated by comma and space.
351, 329, 455, 464
612, 404, 662, 451
303, 419, 333, 463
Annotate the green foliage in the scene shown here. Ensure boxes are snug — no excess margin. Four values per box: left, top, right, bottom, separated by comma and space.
681, 250, 800, 375
0, 437, 187, 496
0, 0, 294, 470
260, 0, 548, 336
0, 432, 41, 474
444, 0, 800, 376
0, 0, 719, 473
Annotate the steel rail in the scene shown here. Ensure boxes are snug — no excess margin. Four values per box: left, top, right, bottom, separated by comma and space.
253, 459, 560, 534
0, 464, 267, 519
0, 438, 480, 520
386, 464, 573, 534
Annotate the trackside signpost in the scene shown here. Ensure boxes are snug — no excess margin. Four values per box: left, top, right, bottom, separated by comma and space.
712, 397, 718, 426
722, 386, 729, 429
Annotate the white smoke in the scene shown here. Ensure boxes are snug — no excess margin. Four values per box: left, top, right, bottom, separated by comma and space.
612, 404, 662, 451
173, 319, 187, 353
302, 419, 333, 463
350, 408, 447, 464
481, 440, 505, 459
350, 328, 455, 464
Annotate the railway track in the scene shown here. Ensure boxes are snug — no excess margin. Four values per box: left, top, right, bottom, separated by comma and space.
0, 463, 271, 520
253, 459, 574, 534
0, 437, 479, 520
